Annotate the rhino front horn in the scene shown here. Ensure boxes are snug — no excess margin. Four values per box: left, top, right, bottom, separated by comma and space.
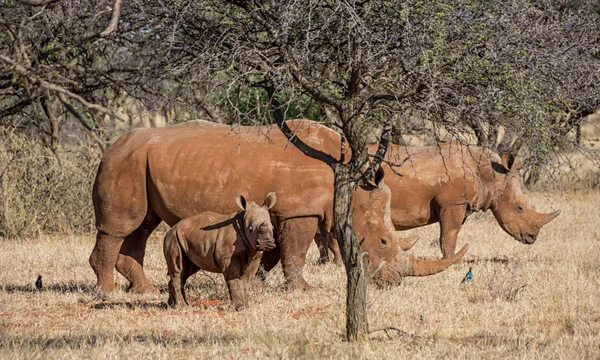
408, 244, 469, 276
539, 210, 560, 227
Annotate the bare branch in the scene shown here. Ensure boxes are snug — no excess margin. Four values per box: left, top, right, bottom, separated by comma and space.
58, 94, 106, 152
40, 95, 60, 149
0, 54, 126, 122
280, 46, 342, 109
100, 0, 122, 37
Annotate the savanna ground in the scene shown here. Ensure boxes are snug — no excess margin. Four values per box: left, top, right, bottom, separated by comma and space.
0, 191, 599, 359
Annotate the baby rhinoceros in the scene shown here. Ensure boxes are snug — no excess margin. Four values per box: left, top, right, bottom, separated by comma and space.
164, 193, 277, 310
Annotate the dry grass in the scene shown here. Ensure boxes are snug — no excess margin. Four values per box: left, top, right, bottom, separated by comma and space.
1, 191, 599, 359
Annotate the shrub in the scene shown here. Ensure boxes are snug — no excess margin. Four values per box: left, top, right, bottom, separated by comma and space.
0, 128, 100, 238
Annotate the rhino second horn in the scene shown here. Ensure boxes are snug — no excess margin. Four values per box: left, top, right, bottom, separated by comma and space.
408, 244, 469, 277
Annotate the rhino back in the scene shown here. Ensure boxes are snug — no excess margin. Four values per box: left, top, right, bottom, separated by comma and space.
143, 121, 337, 227
381, 143, 503, 229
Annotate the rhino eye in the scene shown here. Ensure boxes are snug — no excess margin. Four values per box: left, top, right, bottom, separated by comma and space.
517, 205, 524, 212
380, 238, 388, 246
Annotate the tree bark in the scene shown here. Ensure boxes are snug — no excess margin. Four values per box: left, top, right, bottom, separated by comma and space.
332, 163, 368, 341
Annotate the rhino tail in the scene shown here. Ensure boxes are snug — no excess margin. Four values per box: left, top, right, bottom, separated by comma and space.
409, 243, 469, 277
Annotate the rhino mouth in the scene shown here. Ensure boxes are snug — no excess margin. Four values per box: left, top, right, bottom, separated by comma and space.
257, 239, 276, 251
519, 233, 537, 244
368, 261, 403, 286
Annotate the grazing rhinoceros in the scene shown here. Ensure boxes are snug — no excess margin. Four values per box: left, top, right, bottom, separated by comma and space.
90, 119, 467, 293
317, 142, 560, 263
164, 193, 277, 310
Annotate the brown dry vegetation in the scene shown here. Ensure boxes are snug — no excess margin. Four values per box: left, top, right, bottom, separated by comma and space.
0, 191, 599, 358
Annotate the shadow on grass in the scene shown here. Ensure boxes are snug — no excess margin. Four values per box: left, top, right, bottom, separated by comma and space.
464, 257, 510, 265
0, 282, 95, 294
370, 327, 545, 350
91, 301, 168, 310
0, 332, 239, 350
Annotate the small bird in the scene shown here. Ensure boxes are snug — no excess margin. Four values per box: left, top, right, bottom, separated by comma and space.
461, 267, 473, 284
35, 275, 43, 291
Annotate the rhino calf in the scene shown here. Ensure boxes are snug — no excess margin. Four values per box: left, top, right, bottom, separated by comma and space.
164, 193, 277, 310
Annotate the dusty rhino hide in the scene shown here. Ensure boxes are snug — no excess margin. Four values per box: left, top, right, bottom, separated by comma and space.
90, 119, 467, 293
318, 142, 559, 263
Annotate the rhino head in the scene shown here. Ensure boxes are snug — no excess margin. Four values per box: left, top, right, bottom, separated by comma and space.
352, 168, 468, 284
491, 153, 560, 244
236, 192, 277, 251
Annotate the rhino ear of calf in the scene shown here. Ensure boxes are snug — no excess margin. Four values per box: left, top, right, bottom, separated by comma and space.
501, 152, 516, 171
263, 192, 277, 210
501, 152, 526, 172
236, 194, 248, 210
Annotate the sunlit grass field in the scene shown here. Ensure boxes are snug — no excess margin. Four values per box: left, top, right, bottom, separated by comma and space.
1, 191, 598, 358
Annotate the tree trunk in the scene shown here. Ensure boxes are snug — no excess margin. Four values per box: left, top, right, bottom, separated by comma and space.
332, 163, 369, 341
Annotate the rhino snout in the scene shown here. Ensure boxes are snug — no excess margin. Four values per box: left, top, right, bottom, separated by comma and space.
257, 238, 276, 251
520, 233, 537, 244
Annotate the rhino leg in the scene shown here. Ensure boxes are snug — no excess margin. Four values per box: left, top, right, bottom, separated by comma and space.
180, 260, 200, 305
165, 229, 197, 307
224, 261, 247, 311
257, 247, 280, 281
278, 217, 319, 290
315, 233, 330, 264
163, 231, 187, 308
326, 233, 342, 265
315, 233, 342, 265
89, 232, 125, 294
116, 215, 161, 293
242, 253, 264, 293
167, 275, 186, 308
438, 205, 467, 259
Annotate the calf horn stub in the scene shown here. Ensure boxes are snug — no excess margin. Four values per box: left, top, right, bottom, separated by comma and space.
398, 234, 419, 251
408, 244, 469, 277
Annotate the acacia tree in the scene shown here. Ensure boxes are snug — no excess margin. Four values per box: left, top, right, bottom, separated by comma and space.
126, 0, 432, 340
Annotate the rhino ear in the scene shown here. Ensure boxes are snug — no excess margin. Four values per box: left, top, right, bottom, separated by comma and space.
364, 166, 386, 188
235, 194, 247, 210
263, 192, 277, 210
374, 166, 385, 187
501, 152, 516, 171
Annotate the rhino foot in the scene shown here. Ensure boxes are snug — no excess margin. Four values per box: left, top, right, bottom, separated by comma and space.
127, 282, 157, 294
92, 287, 111, 301
284, 278, 311, 291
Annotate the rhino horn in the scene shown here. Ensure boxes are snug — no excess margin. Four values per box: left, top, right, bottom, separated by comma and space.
408, 244, 469, 276
398, 234, 419, 251
538, 210, 560, 227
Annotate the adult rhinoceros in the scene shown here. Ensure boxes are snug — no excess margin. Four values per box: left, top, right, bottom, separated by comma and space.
318, 142, 560, 263
90, 120, 467, 293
